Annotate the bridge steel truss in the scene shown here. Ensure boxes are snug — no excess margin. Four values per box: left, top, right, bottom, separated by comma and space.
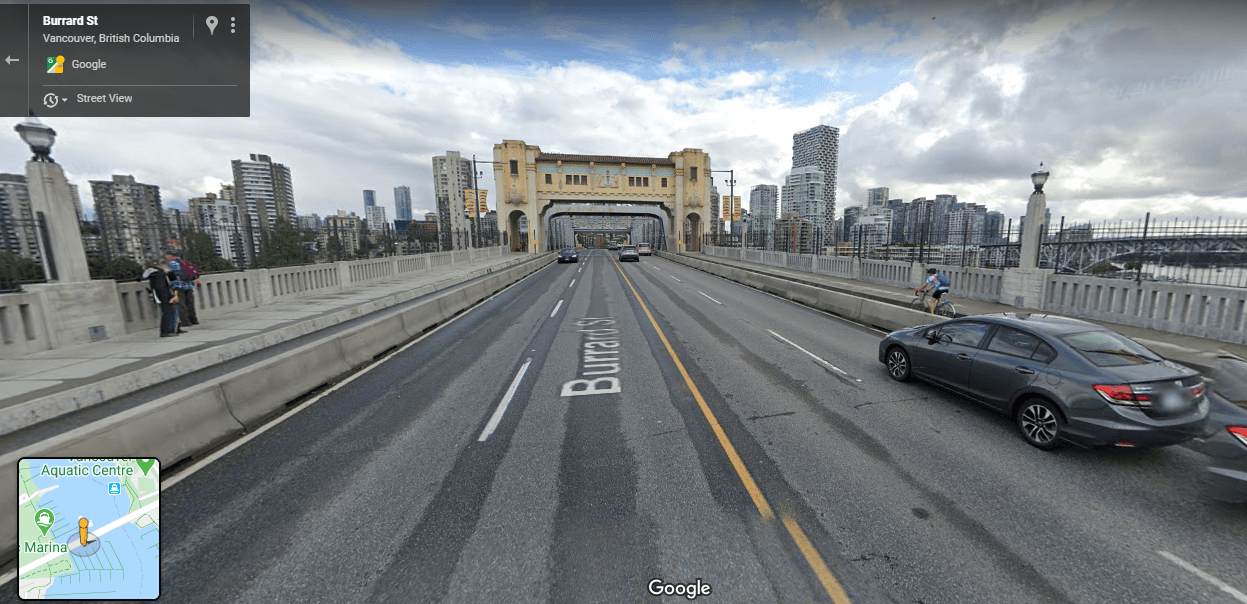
979, 234, 1247, 277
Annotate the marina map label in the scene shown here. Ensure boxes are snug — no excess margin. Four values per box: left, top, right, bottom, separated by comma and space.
17, 458, 159, 600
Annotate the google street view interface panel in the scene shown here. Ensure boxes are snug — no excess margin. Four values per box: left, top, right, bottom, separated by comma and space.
5, 0, 1247, 603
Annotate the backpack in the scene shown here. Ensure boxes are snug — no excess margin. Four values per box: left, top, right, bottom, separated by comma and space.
179, 259, 200, 280
935, 273, 951, 288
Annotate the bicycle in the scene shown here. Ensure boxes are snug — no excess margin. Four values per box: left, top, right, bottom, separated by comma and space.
910, 290, 956, 317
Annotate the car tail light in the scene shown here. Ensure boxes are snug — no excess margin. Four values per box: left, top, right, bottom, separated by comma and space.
1093, 384, 1154, 407
1229, 426, 1247, 448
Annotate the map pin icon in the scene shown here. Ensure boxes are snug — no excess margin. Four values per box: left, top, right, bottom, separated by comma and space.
206, 16, 218, 35
136, 459, 156, 476
34, 508, 54, 536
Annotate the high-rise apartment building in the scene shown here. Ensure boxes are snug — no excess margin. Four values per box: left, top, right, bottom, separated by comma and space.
849, 207, 893, 256
431, 151, 473, 251
189, 192, 248, 264
791, 125, 839, 247
984, 211, 1005, 244
774, 212, 817, 254
320, 211, 363, 258
781, 166, 825, 246
946, 203, 989, 246
393, 185, 413, 221
0, 174, 41, 263
364, 204, 388, 236
750, 184, 778, 249
232, 154, 295, 260
363, 190, 376, 207
867, 187, 889, 208
91, 175, 168, 262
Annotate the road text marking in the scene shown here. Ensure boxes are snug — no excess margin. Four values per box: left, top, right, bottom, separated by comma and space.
1159, 551, 1247, 603
768, 329, 859, 381
551, 300, 563, 317
562, 318, 623, 397
478, 358, 532, 441
698, 291, 723, 305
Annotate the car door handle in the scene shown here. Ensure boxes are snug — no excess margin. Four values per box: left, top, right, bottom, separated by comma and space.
1014, 366, 1035, 374
956, 353, 972, 361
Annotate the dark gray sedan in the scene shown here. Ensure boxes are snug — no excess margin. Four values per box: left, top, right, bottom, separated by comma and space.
878, 313, 1210, 450
1186, 354, 1247, 503
557, 248, 578, 263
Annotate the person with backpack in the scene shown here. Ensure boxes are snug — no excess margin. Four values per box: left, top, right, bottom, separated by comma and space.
140, 261, 180, 337
915, 267, 951, 314
165, 251, 200, 327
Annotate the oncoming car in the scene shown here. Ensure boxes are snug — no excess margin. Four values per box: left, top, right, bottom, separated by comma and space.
557, 248, 578, 263
619, 245, 639, 262
878, 313, 1210, 450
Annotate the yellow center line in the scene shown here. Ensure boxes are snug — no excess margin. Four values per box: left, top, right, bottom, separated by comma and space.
612, 257, 773, 518
612, 256, 854, 603
783, 515, 853, 604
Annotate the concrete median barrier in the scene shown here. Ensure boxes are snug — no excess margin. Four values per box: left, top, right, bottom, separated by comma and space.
0, 382, 244, 560
660, 251, 932, 333
0, 253, 554, 564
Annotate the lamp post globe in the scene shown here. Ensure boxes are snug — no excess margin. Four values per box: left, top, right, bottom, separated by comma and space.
15, 116, 57, 163
1031, 162, 1050, 192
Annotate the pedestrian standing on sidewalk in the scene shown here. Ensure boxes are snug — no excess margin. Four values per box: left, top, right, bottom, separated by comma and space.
141, 261, 180, 337
165, 251, 199, 327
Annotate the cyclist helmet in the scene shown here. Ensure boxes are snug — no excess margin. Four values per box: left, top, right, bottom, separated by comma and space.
927, 268, 938, 274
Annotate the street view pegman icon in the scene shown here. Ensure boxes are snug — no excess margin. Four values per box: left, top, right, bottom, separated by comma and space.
34, 508, 54, 536
46, 56, 63, 73
79, 518, 90, 546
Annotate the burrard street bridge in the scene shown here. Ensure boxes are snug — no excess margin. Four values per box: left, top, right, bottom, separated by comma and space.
491, 140, 713, 252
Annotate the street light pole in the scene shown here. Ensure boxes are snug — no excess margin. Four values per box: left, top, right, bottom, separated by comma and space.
711, 169, 736, 248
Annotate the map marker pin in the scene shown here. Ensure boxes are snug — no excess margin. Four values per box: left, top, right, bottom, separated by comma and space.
206, 16, 218, 35
136, 459, 156, 476
34, 508, 54, 536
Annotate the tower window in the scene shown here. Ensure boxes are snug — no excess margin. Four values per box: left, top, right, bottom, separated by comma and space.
545, 174, 552, 184
510, 160, 519, 175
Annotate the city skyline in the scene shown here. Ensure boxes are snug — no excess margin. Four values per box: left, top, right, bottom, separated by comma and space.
1, 0, 1244, 226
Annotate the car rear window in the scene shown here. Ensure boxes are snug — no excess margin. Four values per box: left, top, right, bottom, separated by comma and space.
1059, 331, 1162, 367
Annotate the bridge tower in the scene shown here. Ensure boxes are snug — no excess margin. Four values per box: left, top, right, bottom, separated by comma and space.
493, 140, 711, 253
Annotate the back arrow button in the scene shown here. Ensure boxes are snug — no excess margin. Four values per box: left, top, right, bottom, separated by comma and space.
4, 56, 18, 65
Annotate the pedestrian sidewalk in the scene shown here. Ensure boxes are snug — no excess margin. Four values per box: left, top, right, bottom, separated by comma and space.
0, 253, 535, 433
682, 252, 1247, 373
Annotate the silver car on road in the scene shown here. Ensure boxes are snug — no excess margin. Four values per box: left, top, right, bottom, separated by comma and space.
878, 313, 1211, 450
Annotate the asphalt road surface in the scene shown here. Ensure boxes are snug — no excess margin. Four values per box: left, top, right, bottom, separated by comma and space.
15, 250, 1247, 603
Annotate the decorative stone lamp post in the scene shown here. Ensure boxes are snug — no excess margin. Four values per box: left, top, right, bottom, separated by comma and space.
1002, 162, 1055, 310
15, 116, 126, 346
1018, 163, 1050, 269
16, 116, 90, 282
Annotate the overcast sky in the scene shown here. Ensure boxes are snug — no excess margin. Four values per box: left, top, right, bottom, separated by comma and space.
3, 0, 1245, 226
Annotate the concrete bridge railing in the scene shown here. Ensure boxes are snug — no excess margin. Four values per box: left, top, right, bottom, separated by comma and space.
1043, 273, 1247, 344
700, 245, 1247, 345
1, 246, 509, 358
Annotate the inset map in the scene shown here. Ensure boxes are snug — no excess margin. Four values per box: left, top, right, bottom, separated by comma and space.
17, 458, 159, 600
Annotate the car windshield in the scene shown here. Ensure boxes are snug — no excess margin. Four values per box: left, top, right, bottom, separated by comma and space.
1059, 331, 1163, 367
561, 249, 574, 253
1212, 358, 1247, 407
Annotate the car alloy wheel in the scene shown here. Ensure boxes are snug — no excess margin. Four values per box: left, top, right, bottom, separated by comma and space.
1018, 399, 1062, 450
886, 347, 911, 382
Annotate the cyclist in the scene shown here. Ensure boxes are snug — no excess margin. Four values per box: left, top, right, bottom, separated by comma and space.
915, 267, 950, 314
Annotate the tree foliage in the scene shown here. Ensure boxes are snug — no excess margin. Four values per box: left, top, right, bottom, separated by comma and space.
87, 256, 144, 281
180, 230, 236, 273
0, 252, 44, 289
256, 219, 312, 268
